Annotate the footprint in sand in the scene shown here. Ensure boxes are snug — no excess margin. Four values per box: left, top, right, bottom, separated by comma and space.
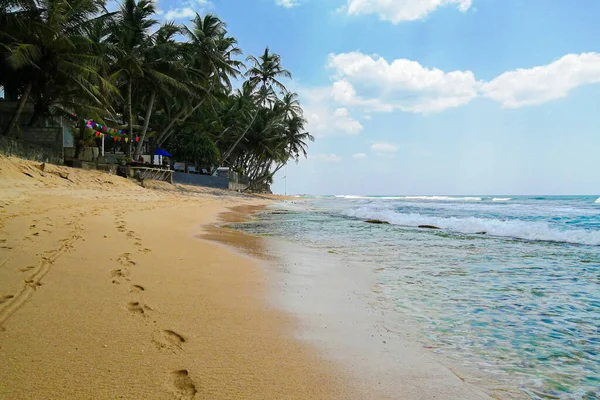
24, 279, 42, 289
126, 302, 153, 316
130, 284, 145, 293
163, 330, 186, 346
0, 295, 15, 304
126, 231, 141, 241
153, 330, 186, 353
111, 268, 130, 284
111, 268, 129, 278
169, 370, 197, 400
18, 266, 35, 273
117, 253, 136, 267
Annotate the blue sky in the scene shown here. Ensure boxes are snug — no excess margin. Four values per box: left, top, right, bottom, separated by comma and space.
156, 1, 600, 194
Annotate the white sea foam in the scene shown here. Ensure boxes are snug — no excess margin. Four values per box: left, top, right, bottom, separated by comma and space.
492, 198, 512, 202
595, 197, 600, 204
402, 196, 482, 201
335, 195, 366, 199
345, 207, 600, 246
334, 195, 482, 201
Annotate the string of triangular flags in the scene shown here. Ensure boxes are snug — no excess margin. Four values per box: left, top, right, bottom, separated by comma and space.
70, 113, 139, 143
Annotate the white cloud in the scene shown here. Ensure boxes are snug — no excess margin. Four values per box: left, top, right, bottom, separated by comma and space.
164, 7, 196, 20
275, 0, 300, 7
297, 52, 600, 137
344, 0, 472, 23
328, 52, 480, 113
371, 143, 398, 153
481, 52, 600, 108
163, 0, 211, 20
332, 108, 364, 134
298, 86, 364, 136
331, 79, 394, 112
352, 153, 367, 159
309, 154, 343, 163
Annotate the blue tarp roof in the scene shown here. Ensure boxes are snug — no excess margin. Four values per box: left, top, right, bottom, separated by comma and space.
155, 148, 172, 157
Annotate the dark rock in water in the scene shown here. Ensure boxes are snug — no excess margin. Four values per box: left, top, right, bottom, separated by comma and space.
365, 219, 390, 225
418, 225, 440, 229
476, 231, 487, 235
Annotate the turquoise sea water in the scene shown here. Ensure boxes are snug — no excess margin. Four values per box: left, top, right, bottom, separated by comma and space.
237, 195, 600, 399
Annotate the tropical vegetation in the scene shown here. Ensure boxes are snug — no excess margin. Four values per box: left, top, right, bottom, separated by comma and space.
0, 0, 312, 190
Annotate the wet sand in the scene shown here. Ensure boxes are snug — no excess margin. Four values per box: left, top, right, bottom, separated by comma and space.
0, 156, 350, 399
207, 206, 498, 400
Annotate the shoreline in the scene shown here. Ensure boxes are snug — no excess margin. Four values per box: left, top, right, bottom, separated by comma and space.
0, 156, 351, 399
215, 204, 517, 399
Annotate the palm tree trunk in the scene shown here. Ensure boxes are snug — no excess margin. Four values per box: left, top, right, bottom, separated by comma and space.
156, 98, 206, 146
219, 109, 259, 167
74, 120, 86, 160
2, 81, 32, 136
127, 77, 134, 157
134, 90, 156, 159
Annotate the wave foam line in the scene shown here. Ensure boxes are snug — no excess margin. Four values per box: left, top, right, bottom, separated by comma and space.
334, 195, 482, 201
346, 208, 600, 246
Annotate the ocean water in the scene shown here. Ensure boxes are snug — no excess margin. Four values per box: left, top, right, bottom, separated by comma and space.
235, 195, 600, 399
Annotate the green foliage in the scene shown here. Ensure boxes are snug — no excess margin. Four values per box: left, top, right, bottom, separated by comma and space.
0, 0, 312, 189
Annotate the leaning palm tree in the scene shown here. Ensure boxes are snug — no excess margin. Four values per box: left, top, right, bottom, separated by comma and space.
218, 48, 292, 167
132, 22, 191, 158
154, 13, 242, 147
1, 0, 112, 136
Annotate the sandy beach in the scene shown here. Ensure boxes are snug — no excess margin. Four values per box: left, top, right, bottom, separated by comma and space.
0, 155, 499, 400
0, 156, 350, 399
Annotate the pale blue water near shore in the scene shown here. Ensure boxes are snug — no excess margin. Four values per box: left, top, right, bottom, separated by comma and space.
236, 195, 600, 399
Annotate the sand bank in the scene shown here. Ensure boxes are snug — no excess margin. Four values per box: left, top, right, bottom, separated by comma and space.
0, 156, 350, 399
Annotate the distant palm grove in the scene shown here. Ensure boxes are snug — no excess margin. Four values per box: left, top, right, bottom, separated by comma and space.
0, 0, 312, 189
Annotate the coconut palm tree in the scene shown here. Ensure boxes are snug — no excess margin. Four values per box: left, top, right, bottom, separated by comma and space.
132, 22, 191, 158
1, 0, 112, 136
107, 0, 157, 154
246, 47, 291, 94
154, 13, 242, 147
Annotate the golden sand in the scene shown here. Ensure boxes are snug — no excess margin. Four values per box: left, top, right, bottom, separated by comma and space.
0, 156, 350, 399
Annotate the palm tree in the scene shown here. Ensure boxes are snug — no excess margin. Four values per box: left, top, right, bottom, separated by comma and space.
133, 22, 191, 158
1, 0, 312, 193
218, 48, 292, 168
1, 0, 111, 136
108, 0, 157, 154
154, 13, 242, 147
245, 47, 292, 94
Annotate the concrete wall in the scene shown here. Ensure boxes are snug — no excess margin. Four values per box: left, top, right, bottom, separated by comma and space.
0, 101, 63, 163
64, 147, 99, 161
172, 172, 229, 189
0, 135, 63, 164
21, 126, 62, 149
229, 181, 248, 192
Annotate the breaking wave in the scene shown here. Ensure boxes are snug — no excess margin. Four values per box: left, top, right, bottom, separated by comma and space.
492, 198, 512, 202
346, 207, 600, 246
334, 195, 482, 201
